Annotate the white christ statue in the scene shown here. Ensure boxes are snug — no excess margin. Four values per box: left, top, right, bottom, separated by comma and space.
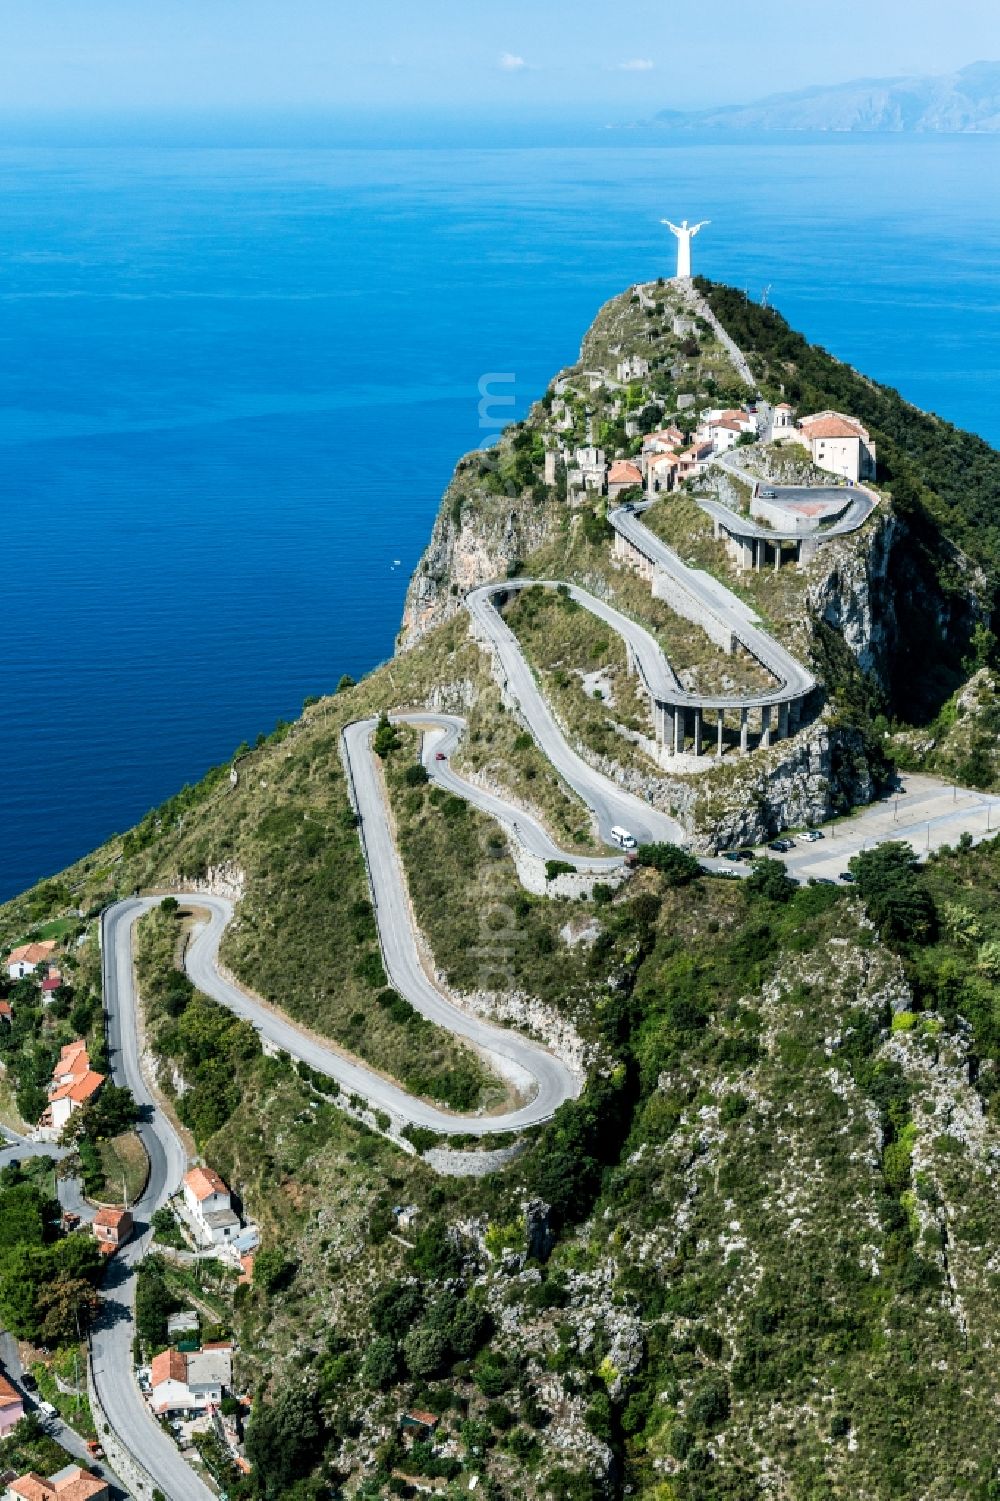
661, 218, 710, 280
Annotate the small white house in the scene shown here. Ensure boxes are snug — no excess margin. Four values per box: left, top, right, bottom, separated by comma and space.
183, 1166, 241, 1246
150, 1345, 232, 1417
572, 445, 607, 493
797, 411, 876, 483
616, 355, 650, 384
6, 941, 56, 980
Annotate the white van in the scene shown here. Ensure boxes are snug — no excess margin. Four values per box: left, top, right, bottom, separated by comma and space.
610, 826, 638, 851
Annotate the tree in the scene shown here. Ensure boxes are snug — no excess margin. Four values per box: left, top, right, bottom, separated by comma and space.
373, 713, 400, 758
849, 842, 937, 944
0, 1183, 49, 1251
135, 1255, 180, 1347
245, 1381, 324, 1500
403, 1324, 449, 1379
73, 1083, 139, 1142
636, 843, 702, 886
745, 858, 796, 903
253, 1247, 297, 1295
361, 1335, 399, 1389
38, 1273, 100, 1345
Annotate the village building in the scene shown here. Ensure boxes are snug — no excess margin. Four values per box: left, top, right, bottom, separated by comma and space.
642, 426, 684, 455
797, 410, 876, 483
771, 401, 796, 435
569, 445, 607, 494
606, 459, 643, 500
39, 1041, 104, 1137
0, 1371, 24, 1436
675, 438, 714, 482
40, 970, 64, 1003
0, 1001, 12, 1025
616, 355, 650, 383
700, 408, 756, 453
6, 942, 56, 980
149, 1345, 233, 1417
183, 1165, 241, 1246
645, 451, 681, 495
6, 1469, 108, 1501
92, 1206, 133, 1256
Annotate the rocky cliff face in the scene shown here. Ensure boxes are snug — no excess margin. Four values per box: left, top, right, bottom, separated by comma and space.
808, 511, 899, 683
400, 462, 555, 645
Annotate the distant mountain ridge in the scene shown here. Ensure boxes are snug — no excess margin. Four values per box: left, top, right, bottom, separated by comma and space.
657, 60, 1000, 134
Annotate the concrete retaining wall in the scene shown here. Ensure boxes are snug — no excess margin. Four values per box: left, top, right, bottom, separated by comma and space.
87, 1343, 153, 1501
651, 564, 735, 654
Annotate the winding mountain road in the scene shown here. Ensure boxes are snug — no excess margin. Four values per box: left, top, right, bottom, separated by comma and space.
465, 581, 684, 845
607, 504, 816, 710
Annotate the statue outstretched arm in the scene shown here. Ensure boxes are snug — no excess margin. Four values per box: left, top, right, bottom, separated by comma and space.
660, 219, 682, 237
690, 220, 710, 236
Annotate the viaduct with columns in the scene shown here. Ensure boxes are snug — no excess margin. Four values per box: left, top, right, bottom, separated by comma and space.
609, 505, 817, 759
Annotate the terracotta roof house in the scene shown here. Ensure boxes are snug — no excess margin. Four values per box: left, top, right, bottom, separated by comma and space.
0, 1001, 12, 1023
150, 1345, 232, 1416
606, 459, 643, 499
6, 941, 56, 980
0, 1370, 24, 1435
8, 1467, 108, 1501
92, 1206, 133, 1255
183, 1166, 241, 1246
38, 1042, 105, 1138
797, 410, 876, 482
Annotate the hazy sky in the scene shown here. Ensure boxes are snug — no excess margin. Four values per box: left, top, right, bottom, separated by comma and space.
0, 0, 998, 123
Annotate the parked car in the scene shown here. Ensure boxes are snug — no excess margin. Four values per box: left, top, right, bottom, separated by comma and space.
759, 487, 777, 499
768, 839, 793, 853
737, 848, 755, 861
21, 1374, 37, 1392
810, 877, 836, 886
610, 826, 638, 851
434, 751, 446, 761
799, 830, 824, 843
722, 851, 742, 862
840, 871, 857, 883
38, 1400, 57, 1419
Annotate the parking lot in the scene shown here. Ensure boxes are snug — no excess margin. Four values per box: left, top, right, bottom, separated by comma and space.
778, 773, 1000, 882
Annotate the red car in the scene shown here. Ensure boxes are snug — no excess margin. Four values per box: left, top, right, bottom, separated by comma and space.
435, 752, 447, 761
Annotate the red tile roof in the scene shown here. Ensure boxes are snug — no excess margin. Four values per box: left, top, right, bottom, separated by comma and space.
0, 1371, 22, 1407
184, 1166, 229, 1202
151, 1348, 187, 1387
607, 460, 642, 484
800, 413, 865, 439
7, 941, 56, 966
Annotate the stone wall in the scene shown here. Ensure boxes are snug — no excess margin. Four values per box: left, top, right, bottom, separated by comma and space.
650, 563, 736, 654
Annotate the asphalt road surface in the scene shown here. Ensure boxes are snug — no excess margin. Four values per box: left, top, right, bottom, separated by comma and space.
394, 710, 622, 876
93, 899, 215, 1501
608, 505, 815, 709
465, 582, 684, 846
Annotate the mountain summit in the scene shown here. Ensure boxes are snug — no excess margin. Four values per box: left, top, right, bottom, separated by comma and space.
657, 60, 1000, 133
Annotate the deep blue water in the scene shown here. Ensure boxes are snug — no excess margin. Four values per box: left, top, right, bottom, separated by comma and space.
3, 137, 1000, 901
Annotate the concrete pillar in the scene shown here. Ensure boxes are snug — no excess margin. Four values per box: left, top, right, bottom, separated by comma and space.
774, 542, 781, 573
625, 641, 634, 677
664, 707, 675, 754
674, 708, 684, 756
779, 702, 790, 739
740, 707, 749, 757
693, 707, 702, 756
713, 518, 720, 540
789, 699, 801, 733
755, 540, 762, 572
716, 709, 724, 759
743, 540, 753, 573
761, 705, 772, 748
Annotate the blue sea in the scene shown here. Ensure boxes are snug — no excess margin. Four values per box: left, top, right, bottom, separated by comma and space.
3, 135, 1000, 902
